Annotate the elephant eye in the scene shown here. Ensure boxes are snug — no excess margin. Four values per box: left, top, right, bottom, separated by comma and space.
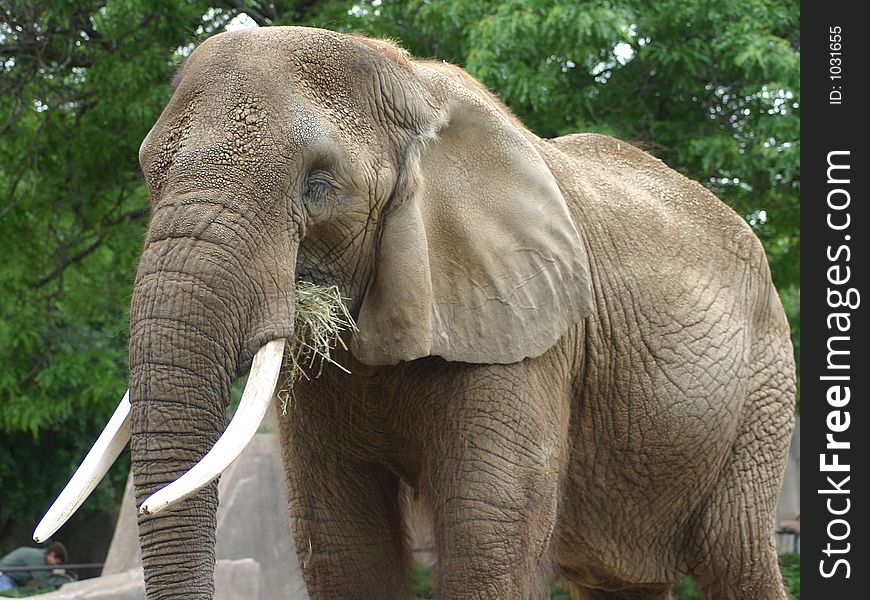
305, 171, 333, 205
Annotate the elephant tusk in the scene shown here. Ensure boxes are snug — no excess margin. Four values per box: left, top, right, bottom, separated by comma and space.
33, 391, 132, 543
139, 338, 286, 516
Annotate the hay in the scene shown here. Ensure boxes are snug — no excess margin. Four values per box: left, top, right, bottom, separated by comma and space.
278, 281, 358, 414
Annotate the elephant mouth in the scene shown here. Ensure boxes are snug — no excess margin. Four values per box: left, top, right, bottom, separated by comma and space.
32, 339, 287, 543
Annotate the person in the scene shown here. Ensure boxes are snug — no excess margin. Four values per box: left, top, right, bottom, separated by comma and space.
0, 542, 74, 591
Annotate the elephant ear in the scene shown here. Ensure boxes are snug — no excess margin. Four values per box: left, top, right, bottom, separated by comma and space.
351, 63, 593, 365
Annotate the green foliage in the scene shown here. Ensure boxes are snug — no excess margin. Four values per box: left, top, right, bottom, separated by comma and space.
412, 565, 434, 599
779, 552, 800, 599
548, 578, 572, 600
0, 584, 60, 597
0, 589, 36, 598
1, 0, 800, 528
673, 577, 700, 600
0, 0, 220, 525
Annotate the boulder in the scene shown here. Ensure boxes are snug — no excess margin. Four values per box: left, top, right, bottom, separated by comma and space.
41, 559, 260, 600
102, 430, 307, 599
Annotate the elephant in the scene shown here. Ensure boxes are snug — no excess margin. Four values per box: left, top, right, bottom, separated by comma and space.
35, 26, 795, 600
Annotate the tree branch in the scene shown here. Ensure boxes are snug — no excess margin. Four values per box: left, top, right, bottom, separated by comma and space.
33, 237, 104, 289
30, 207, 150, 289
223, 0, 273, 27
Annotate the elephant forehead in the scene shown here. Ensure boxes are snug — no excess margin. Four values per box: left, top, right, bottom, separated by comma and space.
143, 30, 397, 191
187, 27, 363, 79
182, 27, 408, 145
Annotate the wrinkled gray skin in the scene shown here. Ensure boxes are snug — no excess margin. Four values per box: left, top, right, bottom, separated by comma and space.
131, 27, 795, 600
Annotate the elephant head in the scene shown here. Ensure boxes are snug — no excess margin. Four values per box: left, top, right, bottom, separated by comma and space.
35, 27, 592, 598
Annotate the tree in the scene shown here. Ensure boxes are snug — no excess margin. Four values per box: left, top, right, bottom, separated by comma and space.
0, 0, 220, 529
0, 0, 800, 528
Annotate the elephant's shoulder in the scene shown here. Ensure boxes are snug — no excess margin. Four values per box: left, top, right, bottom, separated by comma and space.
546, 133, 749, 235
547, 133, 684, 187
548, 133, 649, 164
543, 133, 768, 273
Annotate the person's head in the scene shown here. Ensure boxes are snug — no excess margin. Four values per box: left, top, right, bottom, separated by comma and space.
44, 542, 67, 566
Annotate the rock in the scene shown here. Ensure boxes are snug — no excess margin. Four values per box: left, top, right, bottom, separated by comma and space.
40, 559, 260, 600
102, 427, 307, 599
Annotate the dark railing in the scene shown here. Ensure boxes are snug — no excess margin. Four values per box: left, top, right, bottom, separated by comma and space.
0, 563, 104, 572
775, 527, 800, 553
0, 562, 104, 580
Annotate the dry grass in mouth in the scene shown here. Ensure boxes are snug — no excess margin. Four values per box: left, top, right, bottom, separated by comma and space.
278, 281, 358, 414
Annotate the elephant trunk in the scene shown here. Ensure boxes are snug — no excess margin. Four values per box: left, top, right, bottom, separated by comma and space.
127, 202, 295, 599
128, 238, 239, 599
130, 380, 225, 599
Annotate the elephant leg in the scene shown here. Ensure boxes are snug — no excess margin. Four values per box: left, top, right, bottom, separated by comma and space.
690, 347, 794, 599
288, 457, 409, 599
568, 583, 673, 600
431, 458, 559, 599
692, 499, 787, 600
425, 371, 569, 599
695, 543, 785, 600
278, 414, 411, 599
